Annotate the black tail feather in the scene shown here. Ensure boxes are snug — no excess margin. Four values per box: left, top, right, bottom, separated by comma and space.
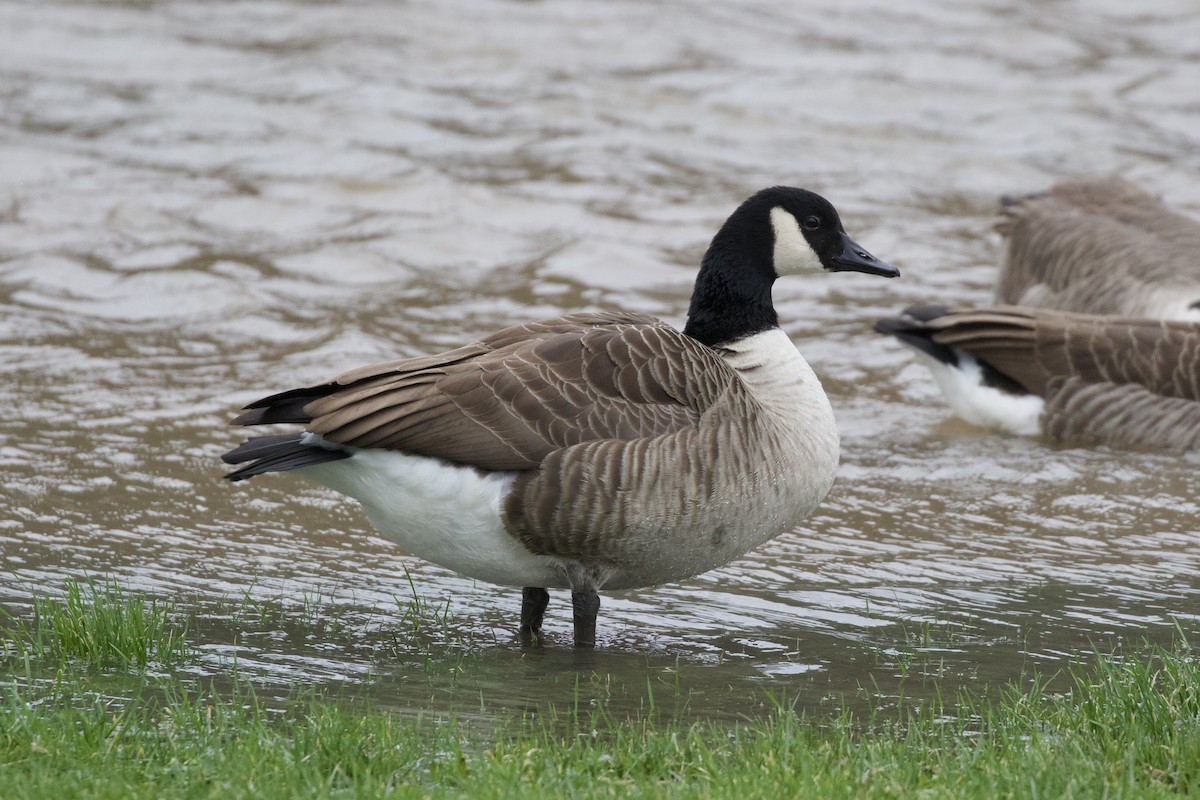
222, 434, 351, 482
222, 433, 310, 464
874, 305, 958, 366
231, 398, 314, 426
231, 384, 344, 427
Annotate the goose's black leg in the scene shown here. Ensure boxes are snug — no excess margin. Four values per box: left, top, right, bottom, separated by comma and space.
519, 587, 550, 643
571, 590, 600, 648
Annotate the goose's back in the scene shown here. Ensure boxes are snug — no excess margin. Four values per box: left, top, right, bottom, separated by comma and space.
300, 312, 715, 470
995, 178, 1200, 319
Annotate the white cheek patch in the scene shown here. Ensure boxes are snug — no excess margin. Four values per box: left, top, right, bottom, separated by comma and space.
770, 207, 824, 276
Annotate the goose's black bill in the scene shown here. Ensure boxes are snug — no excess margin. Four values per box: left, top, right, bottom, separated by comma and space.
830, 232, 899, 278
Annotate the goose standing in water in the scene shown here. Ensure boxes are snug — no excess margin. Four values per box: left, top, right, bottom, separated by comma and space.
995, 177, 1200, 320
223, 186, 900, 647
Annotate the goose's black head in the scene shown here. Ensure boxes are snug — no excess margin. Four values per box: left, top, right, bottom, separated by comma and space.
684, 186, 900, 347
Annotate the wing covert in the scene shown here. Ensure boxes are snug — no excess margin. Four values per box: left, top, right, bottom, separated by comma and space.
296, 313, 737, 470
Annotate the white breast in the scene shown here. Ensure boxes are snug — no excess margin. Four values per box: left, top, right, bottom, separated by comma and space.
720, 328, 840, 515
722, 328, 839, 445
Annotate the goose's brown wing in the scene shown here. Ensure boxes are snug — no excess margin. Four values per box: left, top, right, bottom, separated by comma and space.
925, 307, 1200, 400
994, 178, 1200, 313
1042, 376, 1200, 450
1042, 178, 1200, 245
234, 311, 735, 471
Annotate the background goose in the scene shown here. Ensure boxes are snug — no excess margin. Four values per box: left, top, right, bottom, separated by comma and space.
995, 177, 1200, 320
875, 305, 1200, 450
223, 186, 900, 647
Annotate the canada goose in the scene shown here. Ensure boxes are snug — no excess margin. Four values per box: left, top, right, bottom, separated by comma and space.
996, 177, 1200, 320
874, 305, 1200, 449
222, 186, 900, 647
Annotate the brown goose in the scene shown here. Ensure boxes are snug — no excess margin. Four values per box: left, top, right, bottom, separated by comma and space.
875, 305, 1200, 449
222, 186, 899, 647
995, 177, 1200, 320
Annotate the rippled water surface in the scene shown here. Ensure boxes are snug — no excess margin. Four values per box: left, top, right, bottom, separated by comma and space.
3, 0, 1200, 721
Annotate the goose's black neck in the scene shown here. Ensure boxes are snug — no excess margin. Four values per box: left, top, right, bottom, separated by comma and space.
682, 216, 778, 348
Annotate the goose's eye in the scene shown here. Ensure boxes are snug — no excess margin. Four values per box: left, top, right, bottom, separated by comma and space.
802, 215, 821, 231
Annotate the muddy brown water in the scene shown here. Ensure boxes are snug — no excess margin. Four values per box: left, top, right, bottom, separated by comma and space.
2, 0, 1199, 722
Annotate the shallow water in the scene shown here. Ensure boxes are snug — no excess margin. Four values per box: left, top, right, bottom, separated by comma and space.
2, 0, 1200, 722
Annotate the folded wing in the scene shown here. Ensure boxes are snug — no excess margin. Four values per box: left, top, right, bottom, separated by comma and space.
232, 311, 735, 471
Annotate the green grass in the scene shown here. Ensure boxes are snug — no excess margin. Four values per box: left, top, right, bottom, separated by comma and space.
0, 576, 189, 670
0, 580, 1197, 798
0, 644, 1197, 798
395, 566, 454, 636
